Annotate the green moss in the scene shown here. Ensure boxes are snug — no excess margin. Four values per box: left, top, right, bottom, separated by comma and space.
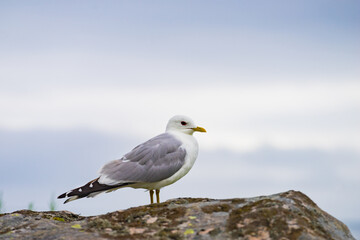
85, 203, 186, 239
229, 198, 246, 204
87, 218, 114, 230
174, 197, 212, 204
71, 224, 82, 229
0, 227, 12, 235
156, 228, 182, 240
288, 228, 303, 239
184, 228, 194, 235
226, 196, 338, 239
4, 198, 187, 239
227, 199, 289, 238
52, 217, 65, 222
209, 227, 221, 236
201, 203, 231, 214
280, 191, 317, 208
86, 204, 186, 239
12, 210, 84, 222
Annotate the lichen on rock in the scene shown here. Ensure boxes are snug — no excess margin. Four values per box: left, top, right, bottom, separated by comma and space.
0, 190, 355, 239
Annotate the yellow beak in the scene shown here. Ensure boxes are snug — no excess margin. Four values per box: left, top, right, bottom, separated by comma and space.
192, 126, 207, 132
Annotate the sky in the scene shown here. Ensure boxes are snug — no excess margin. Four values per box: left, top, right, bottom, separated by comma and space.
0, 0, 359, 237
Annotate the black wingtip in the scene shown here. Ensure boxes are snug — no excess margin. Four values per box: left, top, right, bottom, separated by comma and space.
57, 179, 135, 204
58, 193, 66, 199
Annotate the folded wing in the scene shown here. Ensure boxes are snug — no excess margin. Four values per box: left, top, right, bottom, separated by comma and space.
98, 133, 186, 185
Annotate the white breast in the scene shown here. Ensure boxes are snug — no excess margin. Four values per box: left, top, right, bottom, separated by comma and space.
135, 131, 199, 190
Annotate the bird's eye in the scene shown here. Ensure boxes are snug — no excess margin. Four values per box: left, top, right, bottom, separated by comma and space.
181, 121, 187, 126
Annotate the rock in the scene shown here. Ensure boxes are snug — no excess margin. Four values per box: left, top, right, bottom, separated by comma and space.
0, 190, 355, 239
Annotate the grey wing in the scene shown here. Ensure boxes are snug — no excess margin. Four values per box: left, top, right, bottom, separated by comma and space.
98, 133, 186, 185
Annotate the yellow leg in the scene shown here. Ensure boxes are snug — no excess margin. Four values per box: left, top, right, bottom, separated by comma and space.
150, 190, 154, 204
156, 189, 160, 203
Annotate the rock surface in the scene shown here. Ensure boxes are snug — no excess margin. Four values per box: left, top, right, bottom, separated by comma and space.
0, 190, 355, 239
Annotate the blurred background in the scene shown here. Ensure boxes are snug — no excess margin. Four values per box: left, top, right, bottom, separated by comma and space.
0, 0, 359, 238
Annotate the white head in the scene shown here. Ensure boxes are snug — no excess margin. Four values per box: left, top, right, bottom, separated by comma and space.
166, 115, 206, 135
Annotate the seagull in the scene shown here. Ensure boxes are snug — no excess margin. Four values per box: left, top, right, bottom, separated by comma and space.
58, 115, 206, 204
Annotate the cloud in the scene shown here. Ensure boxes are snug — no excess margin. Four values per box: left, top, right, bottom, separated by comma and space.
0, 82, 359, 152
